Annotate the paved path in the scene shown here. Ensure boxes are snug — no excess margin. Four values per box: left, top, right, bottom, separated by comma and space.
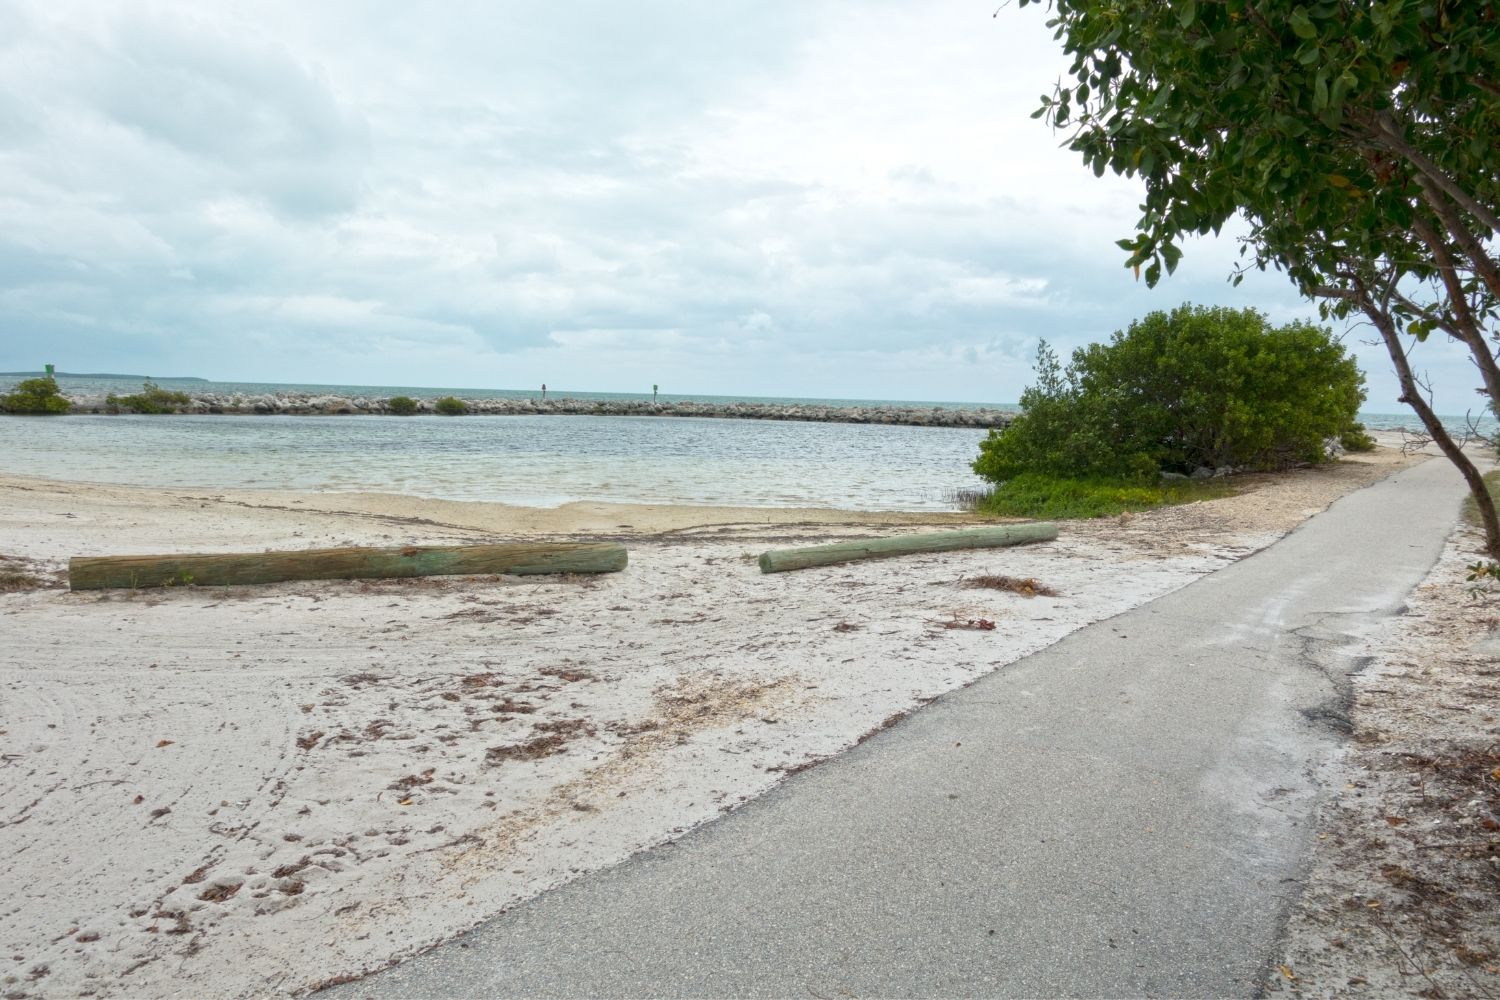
330, 457, 1463, 998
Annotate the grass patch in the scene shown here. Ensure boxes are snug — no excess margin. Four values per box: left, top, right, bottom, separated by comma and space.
947, 486, 995, 511
977, 472, 1231, 519
1462, 470, 1500, 529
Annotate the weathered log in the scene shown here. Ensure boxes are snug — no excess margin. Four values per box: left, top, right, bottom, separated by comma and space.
68, 541, 627, 590
758, 523, 1057, 574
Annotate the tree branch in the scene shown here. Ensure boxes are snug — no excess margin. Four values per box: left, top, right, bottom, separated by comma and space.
1310, 285, 1358, 301
1413, 172, 1500, 302
1409, 210, 1500, 406
1374, 110, 1500, 235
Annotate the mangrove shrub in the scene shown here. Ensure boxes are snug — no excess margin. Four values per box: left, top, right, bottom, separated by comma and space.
0, 376, 71, 415
974, 305, 1366, 485
106, 381, 192, 414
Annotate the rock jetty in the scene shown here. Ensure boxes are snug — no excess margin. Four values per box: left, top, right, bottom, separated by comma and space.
66, 391, 1015, 429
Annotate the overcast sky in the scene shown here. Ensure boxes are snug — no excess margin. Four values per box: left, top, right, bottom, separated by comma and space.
0, 0, 1486, 411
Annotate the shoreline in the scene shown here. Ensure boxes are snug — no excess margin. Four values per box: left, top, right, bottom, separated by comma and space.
45, 393, 1016, 428
0, 471, 984, 542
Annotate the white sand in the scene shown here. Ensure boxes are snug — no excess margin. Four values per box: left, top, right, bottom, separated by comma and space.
0, 445, 1416, 998
1270, 481, 1500, 997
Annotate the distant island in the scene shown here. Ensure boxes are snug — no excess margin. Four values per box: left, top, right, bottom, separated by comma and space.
0, 371, 209, 381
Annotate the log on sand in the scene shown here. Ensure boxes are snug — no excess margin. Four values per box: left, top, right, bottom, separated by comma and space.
758, 523, 1057, 574
68, 541, 627, 590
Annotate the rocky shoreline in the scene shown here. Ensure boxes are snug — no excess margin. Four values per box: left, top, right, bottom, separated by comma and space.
63, 392, 1016, 429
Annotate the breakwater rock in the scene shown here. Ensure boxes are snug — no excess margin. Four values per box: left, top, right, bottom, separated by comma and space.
66, 392, 1016, 429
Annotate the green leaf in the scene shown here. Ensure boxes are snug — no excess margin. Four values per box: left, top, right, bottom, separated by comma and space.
1022, 0, 1497, 456
1331, 69, 1355, 105
1161, 242, 1184, 274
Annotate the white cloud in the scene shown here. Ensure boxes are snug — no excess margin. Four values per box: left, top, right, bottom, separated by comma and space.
0, 0, 1480, 410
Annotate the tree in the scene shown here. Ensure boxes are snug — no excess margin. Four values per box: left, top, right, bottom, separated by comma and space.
1019, 0, 1500, 558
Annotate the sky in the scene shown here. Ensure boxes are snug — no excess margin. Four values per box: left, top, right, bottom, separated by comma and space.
0, 0, 1487, 412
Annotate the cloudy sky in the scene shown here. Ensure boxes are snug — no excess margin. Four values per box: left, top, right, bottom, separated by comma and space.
0, 0, 1485, 410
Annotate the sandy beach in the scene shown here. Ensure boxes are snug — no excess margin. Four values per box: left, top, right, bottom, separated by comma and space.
0, 443, 1420, 997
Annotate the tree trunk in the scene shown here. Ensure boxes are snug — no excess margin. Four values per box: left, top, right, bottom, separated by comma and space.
69, 541, 628, 590
758, 523, 1057, 574
1367, 300, 1500, 560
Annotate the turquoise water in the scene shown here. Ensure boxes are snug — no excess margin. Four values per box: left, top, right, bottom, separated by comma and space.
0, 414, 990, 511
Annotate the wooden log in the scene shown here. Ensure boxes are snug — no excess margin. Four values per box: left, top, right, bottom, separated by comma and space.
68, 541, 627, 591
757, 523, 1057, 574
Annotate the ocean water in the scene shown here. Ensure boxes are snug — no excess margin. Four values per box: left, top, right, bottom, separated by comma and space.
0, 414, 990, 511
1, 374, 1491, 511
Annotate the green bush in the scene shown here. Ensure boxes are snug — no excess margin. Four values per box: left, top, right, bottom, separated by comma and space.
386, 395, 418, 415
1339, 423, 1377, 453
106, 380, 192, 414
433, 396, 468, 416
0, 376, 71, 415
975, 305, 1366, 489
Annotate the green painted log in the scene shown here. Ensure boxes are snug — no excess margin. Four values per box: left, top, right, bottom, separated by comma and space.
68, 541, 627, 591
758, 523, 1057, 574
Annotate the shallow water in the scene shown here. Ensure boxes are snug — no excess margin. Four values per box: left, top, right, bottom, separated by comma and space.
0, 414, 991, 511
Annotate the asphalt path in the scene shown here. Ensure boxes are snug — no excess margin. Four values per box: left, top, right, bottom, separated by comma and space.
329, 455, 1464, 998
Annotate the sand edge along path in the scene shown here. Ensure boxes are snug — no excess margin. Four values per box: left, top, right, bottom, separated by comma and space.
0, 442, 1417, 998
